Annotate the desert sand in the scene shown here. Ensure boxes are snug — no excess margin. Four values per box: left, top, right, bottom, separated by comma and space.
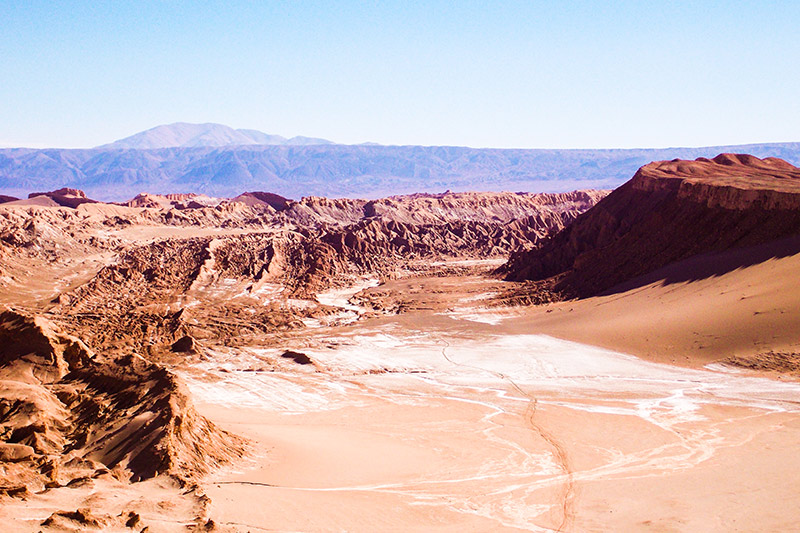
180, 260, 800, 532
518, 238, 800, 368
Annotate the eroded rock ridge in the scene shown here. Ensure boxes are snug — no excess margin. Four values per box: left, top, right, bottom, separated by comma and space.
501, 154, 800, 297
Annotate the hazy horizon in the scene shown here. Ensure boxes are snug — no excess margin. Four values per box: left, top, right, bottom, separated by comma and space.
1, 120, 799, 152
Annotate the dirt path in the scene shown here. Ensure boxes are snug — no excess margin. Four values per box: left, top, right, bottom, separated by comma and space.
438, 337, 576, 531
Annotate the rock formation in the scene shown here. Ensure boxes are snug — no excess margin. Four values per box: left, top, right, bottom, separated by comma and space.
501, 154, 800, 297
0, 307, 245, 497
28, 188, 98, 209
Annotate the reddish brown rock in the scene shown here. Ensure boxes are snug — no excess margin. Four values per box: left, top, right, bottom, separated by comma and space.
229, 191, 291, 211
0, 308, 94, 380
28, 188, 98, 209
0, 307, 246, 493
501, 154, 800, 298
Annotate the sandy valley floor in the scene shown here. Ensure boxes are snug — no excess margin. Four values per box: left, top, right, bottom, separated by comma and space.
175, 261, 800, 532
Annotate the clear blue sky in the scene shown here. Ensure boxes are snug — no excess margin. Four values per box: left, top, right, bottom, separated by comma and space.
1, 1, 798, 149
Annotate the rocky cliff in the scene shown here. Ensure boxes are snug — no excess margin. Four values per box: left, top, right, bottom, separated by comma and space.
501, 154, 800, 297
0, 308, 245, 497
28, 188, 99, 209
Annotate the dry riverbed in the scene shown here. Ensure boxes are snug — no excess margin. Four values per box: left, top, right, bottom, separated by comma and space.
181, 270, 800, 532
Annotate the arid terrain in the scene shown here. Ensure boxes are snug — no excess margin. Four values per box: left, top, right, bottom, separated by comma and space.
1, 154, 800, 532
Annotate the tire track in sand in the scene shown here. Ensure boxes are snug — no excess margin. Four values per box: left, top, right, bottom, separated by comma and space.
438, 338, 576, 532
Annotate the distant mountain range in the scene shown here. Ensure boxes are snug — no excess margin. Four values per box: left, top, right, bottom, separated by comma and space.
1, 123, 798, 201
97, 122, 334, 149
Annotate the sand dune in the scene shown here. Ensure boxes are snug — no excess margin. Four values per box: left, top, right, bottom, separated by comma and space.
515, 238, 800, 367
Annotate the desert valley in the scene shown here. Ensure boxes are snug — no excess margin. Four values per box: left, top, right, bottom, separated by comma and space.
6, 1, 800, 530
0, 147, 799, 532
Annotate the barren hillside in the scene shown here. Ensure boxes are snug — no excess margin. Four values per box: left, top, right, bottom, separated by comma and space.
501, 153, 800, 297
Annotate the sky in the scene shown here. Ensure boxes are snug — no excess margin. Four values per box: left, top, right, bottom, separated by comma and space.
1, 1, 799, 149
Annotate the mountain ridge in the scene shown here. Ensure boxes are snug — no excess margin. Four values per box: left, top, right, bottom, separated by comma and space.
1, 123, 799, 201
97, 122, 334, 149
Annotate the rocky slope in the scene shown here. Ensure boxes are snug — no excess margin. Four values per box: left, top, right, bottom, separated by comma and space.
27, 188, 99, 209
501, 154, 800, 297
0, 308, 245, 495
25, 189, 600, 356
0, 189, 604, 275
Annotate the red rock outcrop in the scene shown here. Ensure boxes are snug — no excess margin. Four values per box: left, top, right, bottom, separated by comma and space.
28, 188, 98, 209
229, 191, 291, 211
0, 308, 93, 381
62, 354, 246, 482
501, 154, 800, 297
26, 188, 605, 353
0, 308, 245, 493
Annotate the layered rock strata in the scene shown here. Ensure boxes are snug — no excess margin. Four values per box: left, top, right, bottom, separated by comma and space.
501, 154, 800, 297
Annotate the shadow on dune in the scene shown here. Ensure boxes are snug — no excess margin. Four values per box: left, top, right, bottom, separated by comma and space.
601, 234, 800, 296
